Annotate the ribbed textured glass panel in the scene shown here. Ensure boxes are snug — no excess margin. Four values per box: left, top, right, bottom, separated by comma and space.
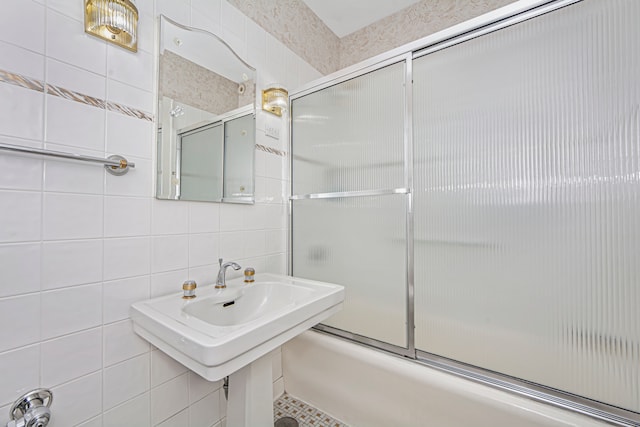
179, 123, 223, 201
292, 195, 407, 347
413, 0, 639, 412
291, 62, 405, 196
224, 114, 255, 200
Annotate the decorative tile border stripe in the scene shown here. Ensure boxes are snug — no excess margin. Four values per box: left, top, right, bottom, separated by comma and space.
274, 393, 349, 427
0, 68, 153, 122
46, 82, 107, 109
1, 69, 285, 158
0, 69, 45, 92
104, 98, 153, 121
256, 143, 287, 157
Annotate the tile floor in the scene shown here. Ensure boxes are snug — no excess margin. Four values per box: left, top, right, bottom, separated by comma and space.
274, 393, 349, 427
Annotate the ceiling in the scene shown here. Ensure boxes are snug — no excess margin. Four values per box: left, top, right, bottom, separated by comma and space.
302, 0, 422, 38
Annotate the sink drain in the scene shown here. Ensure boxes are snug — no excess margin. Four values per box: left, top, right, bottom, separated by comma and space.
274, 416, 299, 427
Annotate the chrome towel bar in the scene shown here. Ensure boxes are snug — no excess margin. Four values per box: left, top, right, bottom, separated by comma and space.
0, 142, 135, 176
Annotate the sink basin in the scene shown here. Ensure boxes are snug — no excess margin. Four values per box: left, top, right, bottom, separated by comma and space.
130, 273, 344, 381
183, 282, 314, 327
132, 273, 344, 426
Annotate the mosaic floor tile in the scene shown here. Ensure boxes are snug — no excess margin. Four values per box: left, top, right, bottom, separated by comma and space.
274, 393, 349, 427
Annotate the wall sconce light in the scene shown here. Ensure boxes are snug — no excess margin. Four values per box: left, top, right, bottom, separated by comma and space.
85, 0, 139, 52
262, 86, 289, 117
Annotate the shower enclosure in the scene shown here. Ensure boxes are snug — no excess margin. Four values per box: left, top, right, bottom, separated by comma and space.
289, 0, 639, 425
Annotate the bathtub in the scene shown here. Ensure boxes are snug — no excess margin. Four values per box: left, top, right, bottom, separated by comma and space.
282, 331, 610, 427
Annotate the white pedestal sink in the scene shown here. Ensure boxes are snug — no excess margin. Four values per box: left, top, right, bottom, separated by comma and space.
227, 353, 273, 427
130, 274, 344, 426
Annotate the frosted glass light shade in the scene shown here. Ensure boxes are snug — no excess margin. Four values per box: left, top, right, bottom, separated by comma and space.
85, 0, 138, 52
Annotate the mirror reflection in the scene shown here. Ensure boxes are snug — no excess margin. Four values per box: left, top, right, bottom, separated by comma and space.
156, 16, 256, 203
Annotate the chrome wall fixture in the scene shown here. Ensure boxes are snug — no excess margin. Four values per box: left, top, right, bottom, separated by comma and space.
0, 143, 135, 175
6, 389, 53, 427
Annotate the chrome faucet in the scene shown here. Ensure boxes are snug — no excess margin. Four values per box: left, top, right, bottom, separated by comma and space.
215, 258, 241, 289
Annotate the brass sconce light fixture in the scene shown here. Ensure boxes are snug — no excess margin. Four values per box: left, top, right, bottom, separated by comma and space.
262, 86, 289, 117
85, 0, 139, 52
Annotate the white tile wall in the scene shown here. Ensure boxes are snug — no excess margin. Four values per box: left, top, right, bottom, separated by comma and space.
42, 193, 104, 240
0, 1, 45, 54
107, 79, 154, 113
42, 239, 103, 290
46, 96, 106, 151
104, 196, 152, 237
103, 320, 149, 367
0, 344, 40, 406
77, 416, 103, 427
151, 199, 189, 235
105, 156, 153, 197
0, 243, 41, 297
0, 294, 40, 352
189, 233, 220, 267
103, 237, 151, 281
103, 276, 151, 323
46, 0, 84, 22
106, 47, 154, 93
188, 372, 222, 403
0, 41, 45, 79
0, 0, 305, 425
0, 85, 44, 141
188, 202, 221, 233
150, 373, 189, 425
155, 409, 189, 427
41, 328, 102, 387
187, 264, 219, 289
192, 0, 222, 27
151, 268, 189, 298
41, 284, 102, 340
137, 13, 156, 54
151, 235, 189, 273
46, 9, 107, 75
103, 392, 150, 427
49, 372, 103, 427
103, 354, 150, 410
151, 349, 189, 388
106, 112, 154, 159
46, 58, 106, 99
189, 390, 221, 427
0, 137, 43, 191
44, 145, 105, 195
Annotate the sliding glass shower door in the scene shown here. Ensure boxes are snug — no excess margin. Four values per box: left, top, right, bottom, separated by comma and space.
412, 0, 639, 412
290, 0, 639, 419
290, 61, 410, 348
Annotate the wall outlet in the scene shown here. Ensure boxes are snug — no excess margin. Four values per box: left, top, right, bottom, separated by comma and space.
265, 125, 280, 140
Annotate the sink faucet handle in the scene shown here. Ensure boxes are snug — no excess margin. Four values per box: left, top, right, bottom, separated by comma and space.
218, 258, 223, 267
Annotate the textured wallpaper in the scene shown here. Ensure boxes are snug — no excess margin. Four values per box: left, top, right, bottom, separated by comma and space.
228, 0, 340, 75
159, 50, 255, 115
339, 0, 516, 69
228, 0, 516, 76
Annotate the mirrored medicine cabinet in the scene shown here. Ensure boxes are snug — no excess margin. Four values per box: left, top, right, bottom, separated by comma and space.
156, 15, 256, 204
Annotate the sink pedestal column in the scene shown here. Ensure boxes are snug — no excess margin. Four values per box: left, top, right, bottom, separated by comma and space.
227, 353, 273, 427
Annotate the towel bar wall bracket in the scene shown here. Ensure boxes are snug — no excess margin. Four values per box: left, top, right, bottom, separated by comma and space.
0, 143, 135, 176
105, 155, 132, 176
